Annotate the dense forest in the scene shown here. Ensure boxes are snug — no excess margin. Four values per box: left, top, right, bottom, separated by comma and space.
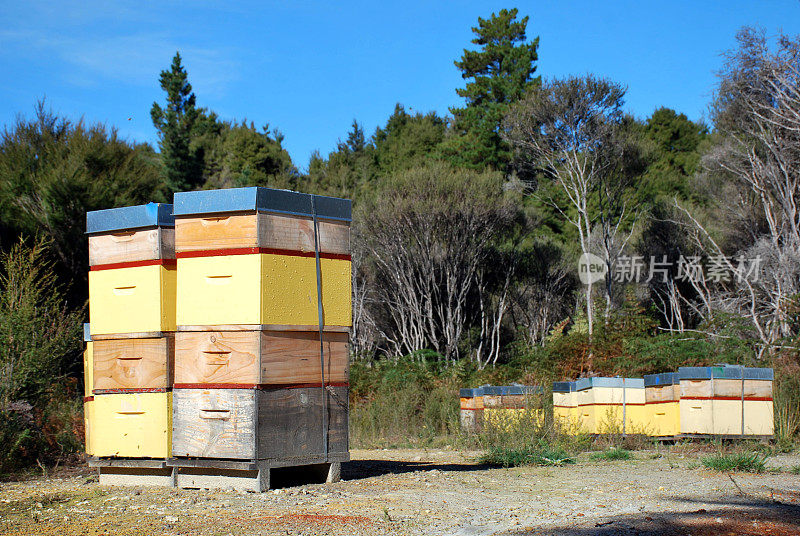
1, 9, 798, 468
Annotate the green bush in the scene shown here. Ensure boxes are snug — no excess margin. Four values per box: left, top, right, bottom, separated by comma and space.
0, 239, 83, 473
701, 452, 766, 473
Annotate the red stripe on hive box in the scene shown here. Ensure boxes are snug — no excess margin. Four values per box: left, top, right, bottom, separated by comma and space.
89, 259, 177, 271
576, 402, 647, 407
173, 382, 349, 390
681, 396, 773, 402
83, 396, 94, 402
175, 247, 351, 261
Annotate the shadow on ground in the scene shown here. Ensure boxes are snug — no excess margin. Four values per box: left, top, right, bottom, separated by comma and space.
506, 496, 800, 536
342, 458, 492, 480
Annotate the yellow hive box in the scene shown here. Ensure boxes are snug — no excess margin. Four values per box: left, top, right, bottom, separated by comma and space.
552, 382, 579, 432
483, 408, 544, 430
89, 264, 176, 336
92, 392, 172, 458
176, 253, 351, 328
644, 373, 680, 437
575, 378, 648, 435
84, 399, 95, 456
83, 344, 94, 399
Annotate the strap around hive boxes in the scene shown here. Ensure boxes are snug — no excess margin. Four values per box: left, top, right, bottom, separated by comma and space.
311, 195, 328, 457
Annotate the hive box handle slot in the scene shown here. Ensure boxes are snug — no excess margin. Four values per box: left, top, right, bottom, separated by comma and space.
116, 411, 145, 415
206, 275, 232, 285
200, 409, 230, 420
203, 351, 231, 365
110, 231, 136, 242
112, 285, 136, 295
201, 217, 231, 225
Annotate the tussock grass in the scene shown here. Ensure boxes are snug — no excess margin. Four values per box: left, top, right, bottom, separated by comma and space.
701, 452, 766, 473
481, 444, 574, 468
591, 447, 632, 461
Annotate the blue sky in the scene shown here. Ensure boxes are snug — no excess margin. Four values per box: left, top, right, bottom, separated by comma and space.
1, 1, 799, 170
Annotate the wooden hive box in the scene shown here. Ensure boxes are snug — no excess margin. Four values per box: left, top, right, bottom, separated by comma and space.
87, 203, 176, 337
459, 387, 485, 433
92, 392, 172, 458
92, 335, 174, 392
552, 381, 577, 431
173, 188, 352, 329
171, 387, 348, 461
679, 366, 773, 437
173, 328, 348, 388
644, 372, 680, 437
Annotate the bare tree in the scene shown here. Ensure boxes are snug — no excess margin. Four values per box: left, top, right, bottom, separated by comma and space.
503, 76, 640, 345
357, 163, 516, 361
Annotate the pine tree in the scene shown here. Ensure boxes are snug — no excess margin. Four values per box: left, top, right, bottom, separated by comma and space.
150, 52, 203, 193
443, 8, 540, 171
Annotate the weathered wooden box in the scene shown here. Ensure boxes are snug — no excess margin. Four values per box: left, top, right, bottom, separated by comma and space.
173, 187, 352, 329
87, 203, 176, 337
171, 387, 348, 461
88, 202, 175, 266
459, 387, 484, 433
644, 372, 680, 437
92, 335, 174, 392
174, 328, 348, 388
93, 392, 172, 458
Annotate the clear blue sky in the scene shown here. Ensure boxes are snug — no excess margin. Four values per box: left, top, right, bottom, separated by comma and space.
1, 1, 798, 170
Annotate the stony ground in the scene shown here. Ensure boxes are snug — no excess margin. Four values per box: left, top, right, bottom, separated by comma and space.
1, 447, 799, 535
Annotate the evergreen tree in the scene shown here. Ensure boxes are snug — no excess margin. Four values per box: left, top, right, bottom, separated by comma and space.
443, 8, 540, 171
150, 52, 203, 193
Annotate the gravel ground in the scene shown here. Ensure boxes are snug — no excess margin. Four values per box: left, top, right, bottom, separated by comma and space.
1, 448, 799, 535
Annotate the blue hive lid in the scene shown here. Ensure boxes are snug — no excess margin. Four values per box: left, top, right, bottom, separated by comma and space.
459, 387, 485, 397
173, 187, 352, 221
483, 385, 542, 395
83, 323, 91, 342
552, 381, 576, 393
86, 203, 174, 234
644, 372, 678, 387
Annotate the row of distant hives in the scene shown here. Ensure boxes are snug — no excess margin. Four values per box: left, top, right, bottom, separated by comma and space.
460, 365, 774, 439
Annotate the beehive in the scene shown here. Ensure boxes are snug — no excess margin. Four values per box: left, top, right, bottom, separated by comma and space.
679, 365, 773, 437
459, 387, 484, 433
87, 203, 176, 337
575, 378, 647, 435
168, 188, 352, 490
86, 203, 176, 471
482, 385, 544, 430
552, 381, 578, 431
644, 372, 680, 437
173, 188, 351, 329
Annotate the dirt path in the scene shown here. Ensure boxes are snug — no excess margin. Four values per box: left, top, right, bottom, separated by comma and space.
1, 448, 799, 535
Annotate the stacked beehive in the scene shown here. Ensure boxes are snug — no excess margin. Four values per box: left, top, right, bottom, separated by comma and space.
552, 381, 577, 430
482, 385, 544, 430
86, 203, 176, 485
679, 365, 774, 437
644, 372, 680, 438
168, 187, 351, 491
574, 377, 647, 435
459, 387, 485, 433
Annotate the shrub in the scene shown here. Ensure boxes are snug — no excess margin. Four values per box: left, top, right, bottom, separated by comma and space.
701, 452, 766, 473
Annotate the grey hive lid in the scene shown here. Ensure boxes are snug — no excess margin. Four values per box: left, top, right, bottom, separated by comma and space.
644, 372, 678, 387
576, 377, 645, 389
459, 387, 485, 397
552, 381, 576, 393
86, 203, 174, 234
83, 323, 91, 342
173, 187, 352, 221
483, 385, 542, 396
679, 365, 773, 381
